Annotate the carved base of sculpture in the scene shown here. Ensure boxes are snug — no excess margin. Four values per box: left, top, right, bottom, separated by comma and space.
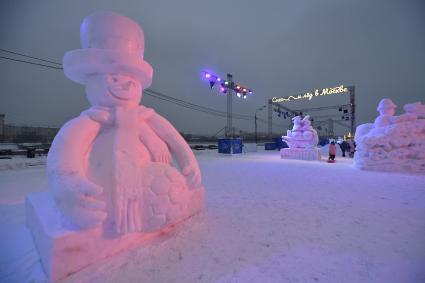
280, 148, 321, 161
26, 189, 204, 282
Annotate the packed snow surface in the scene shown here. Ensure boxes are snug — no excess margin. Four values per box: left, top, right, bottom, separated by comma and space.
1, 149, 424, 283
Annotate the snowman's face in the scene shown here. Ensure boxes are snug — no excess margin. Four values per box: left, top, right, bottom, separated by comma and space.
379, 107, 395, 116
85, 73, 142, 107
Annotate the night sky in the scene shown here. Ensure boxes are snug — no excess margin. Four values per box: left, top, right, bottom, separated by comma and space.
1, 0, 424, 136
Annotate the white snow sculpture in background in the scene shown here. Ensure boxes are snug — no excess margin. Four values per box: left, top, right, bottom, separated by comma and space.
282, 115, 319, 149
26, 11, 205, 281
280, 115, 321, 160
354, 98, 425, 173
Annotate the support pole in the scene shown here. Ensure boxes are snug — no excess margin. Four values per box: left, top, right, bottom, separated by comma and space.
348, 85, 356, 135
327, 118, 334, 138
226, 73, 233, 138
268, 99, 272, 138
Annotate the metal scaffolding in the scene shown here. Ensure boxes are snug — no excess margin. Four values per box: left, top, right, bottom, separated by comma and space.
267, 85, 356, 138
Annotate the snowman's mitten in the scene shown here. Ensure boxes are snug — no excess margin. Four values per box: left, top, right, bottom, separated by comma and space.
51, 176, 107, 229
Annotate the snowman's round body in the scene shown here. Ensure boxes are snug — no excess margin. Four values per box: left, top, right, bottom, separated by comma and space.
86, 125, 190, 234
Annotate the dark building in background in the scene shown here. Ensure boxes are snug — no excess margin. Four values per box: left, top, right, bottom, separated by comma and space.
0, 114, 59, 143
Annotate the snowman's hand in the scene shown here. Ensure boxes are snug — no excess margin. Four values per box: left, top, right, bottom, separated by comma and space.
52, 177, 107, 229
149, 144, 172, 164
182, 163, 202, 189
156, 151, 172, 164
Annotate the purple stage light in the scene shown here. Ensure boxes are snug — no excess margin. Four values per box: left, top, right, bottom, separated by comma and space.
205, 73, 211, 78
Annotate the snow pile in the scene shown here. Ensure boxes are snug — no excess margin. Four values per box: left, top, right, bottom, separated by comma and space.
355, 99, 425, 173
0, 156, 46, 171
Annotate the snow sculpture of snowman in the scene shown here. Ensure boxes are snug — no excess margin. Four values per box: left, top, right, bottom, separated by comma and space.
26, 11, 206, 281
47, 11, 205, 234
354, 98, 425, 173
282, 115, 319, 149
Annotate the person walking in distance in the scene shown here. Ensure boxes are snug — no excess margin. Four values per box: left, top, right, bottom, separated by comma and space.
329, 141, 337, 162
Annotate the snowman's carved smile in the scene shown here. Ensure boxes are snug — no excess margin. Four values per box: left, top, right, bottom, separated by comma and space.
108, 87, 133, 101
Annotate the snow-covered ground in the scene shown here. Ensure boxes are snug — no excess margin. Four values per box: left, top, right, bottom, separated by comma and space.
0, 149, 424, 283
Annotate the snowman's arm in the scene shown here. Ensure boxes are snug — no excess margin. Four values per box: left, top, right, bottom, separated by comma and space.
47, 115, 107, 229
138, 122, 171, 164
147, 113, 196, 170
47, 115, 101, 176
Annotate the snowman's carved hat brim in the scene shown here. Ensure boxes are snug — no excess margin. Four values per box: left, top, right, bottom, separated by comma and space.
63, 48, 153, 88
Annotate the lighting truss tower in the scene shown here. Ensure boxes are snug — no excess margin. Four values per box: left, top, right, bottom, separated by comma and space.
201, 71, 253, 138
226, 74, 233, 137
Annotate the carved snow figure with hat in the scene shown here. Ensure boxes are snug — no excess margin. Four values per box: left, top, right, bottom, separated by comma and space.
48, 11, 205, 235
354, 98, 425, 173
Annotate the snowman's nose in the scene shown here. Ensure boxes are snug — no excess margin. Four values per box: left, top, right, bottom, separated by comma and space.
122, 81, 132, 90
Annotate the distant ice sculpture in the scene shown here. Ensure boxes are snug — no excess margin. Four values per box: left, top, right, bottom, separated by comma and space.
25, 11, 205, 281
280, 115, 321, 160
282, 115, 319, 148
354, 98, 425, 173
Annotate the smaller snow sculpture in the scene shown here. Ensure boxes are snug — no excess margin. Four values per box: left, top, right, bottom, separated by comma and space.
354, 98, 425, 173
280, 115, 321, 160
283, 115, 319, 149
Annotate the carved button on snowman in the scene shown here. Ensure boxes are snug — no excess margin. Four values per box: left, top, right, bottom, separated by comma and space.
48, 11, 204, 235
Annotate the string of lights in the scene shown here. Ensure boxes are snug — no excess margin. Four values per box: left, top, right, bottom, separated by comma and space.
201, 71, 253, 99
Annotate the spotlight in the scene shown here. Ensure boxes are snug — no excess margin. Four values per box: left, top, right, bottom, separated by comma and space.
236, 92, 241, 98
243, 94, 247, 99
217, 78, 221, 82
220, 83, 227, 93
205, 73, 211, 78
224, 81, 229, 85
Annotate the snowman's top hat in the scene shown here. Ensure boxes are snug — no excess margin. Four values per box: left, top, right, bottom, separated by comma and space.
63, 11, 153, 88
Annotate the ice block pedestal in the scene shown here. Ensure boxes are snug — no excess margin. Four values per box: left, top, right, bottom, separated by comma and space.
280, 148, 321, 161
26, 190, 205, 282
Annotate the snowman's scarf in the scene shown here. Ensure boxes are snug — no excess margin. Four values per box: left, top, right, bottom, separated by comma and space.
112, 107, 142, 233
82, 105, 155, 233
113, 106, 141, 200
